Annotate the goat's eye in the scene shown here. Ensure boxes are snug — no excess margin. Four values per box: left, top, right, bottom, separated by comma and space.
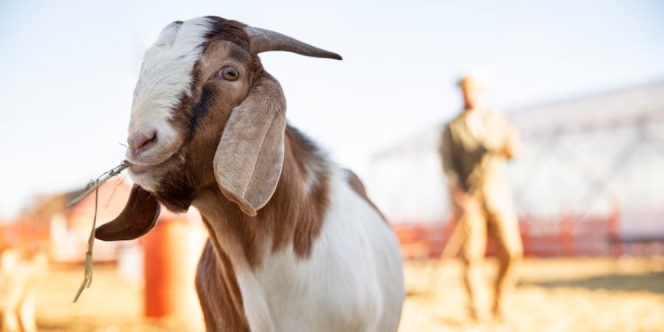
219, 66, 239, 81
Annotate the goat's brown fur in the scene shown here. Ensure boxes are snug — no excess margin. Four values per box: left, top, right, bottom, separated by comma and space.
196, 238, 249, 331
192, 124, 330, 329
191, 125, 331, 267
156, 21, 258, 213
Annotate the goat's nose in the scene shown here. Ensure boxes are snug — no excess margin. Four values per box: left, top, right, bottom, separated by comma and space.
128, 129, 157, 152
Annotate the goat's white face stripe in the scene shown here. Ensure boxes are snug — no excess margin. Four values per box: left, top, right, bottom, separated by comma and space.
132, 18, 212, 124
127, 18, 213, 166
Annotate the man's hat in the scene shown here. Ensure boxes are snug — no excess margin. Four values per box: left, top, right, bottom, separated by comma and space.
457, 73, 490, 92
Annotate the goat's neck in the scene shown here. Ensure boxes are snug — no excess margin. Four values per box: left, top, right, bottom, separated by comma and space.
194, 125, 330, 269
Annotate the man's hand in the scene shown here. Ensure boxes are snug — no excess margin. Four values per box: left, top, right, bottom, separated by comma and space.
502, 126, 521, 160
449, 184, 479, 214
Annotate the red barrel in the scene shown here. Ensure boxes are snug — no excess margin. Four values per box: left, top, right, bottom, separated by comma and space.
143, 217, 193, 318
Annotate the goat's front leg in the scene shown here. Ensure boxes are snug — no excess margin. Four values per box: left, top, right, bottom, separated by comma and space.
203, 209, 277, 332
2, 309, 20, 332
234, 266, 276, 332
19, 290, 37, 332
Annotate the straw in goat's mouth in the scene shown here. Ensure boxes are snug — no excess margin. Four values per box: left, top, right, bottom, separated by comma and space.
71, 160, 130, 303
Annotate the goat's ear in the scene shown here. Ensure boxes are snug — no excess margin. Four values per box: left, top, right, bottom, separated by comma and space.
95, 185, 160, 241
214, 75, 286, 216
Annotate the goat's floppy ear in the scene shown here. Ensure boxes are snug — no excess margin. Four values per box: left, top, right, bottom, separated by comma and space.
214, 75, 286, 216
95, 185, 160, 241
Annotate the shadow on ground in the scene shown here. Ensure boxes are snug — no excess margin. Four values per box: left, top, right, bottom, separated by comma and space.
521, 271, 664, 293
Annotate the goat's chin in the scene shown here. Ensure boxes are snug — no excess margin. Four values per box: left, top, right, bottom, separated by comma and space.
128, 169, 161, 193
128, 148, 192, 194
127, 145, 188, 191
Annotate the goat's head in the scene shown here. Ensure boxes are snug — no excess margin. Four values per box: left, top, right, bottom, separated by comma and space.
96, 16, 340, 241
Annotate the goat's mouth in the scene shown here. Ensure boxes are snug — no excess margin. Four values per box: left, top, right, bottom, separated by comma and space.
127, 150, 182, 176
127, 161, 167, 193
126, 150, 186, 193
128, 163, 153, 175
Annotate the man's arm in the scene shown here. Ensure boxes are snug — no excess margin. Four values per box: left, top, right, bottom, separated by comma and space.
440, 125, 476, 213
494, 112, 521, 160
502, 124, 521, 160
440, 125, 461, 188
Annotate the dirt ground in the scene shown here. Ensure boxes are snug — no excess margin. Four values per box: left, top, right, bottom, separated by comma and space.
31, 257, 664, 332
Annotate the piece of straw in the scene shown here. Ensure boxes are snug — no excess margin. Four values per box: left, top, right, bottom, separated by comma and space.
67, 161, 130, 209
72, 161, 129, 303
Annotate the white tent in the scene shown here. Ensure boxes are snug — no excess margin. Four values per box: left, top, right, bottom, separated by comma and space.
367, 80, 664, 238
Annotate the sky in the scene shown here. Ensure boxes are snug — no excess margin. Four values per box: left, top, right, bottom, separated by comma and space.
0, 0, 663, 219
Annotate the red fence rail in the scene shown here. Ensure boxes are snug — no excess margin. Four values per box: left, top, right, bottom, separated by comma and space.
392, 208, 664, 260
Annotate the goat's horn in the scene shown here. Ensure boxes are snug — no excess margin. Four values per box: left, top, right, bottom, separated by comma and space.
244, 26, 342, 60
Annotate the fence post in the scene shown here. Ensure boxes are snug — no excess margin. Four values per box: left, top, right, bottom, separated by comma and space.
520, 217, 531, 257
608, 201, 622, 257
561, 214, 575, 257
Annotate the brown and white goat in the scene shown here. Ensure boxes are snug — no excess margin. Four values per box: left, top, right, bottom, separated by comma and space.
95, 16, 405, 332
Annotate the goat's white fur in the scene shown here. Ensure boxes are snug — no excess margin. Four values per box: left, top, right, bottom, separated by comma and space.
303, 159, 324, 195
128, 18, 212, 169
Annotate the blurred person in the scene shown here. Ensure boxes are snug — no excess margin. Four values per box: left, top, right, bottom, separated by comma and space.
439, 74, 523, 322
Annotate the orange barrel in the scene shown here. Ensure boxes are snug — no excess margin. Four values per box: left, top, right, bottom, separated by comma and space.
142, 217, 192, 318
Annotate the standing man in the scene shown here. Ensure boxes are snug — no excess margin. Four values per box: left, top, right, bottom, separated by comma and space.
439, 74, 523, 322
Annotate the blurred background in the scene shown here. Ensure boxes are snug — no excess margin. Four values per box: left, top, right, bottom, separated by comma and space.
0, 0, 662, 331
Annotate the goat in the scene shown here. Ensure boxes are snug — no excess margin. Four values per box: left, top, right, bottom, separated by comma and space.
0, 248, 47, 332
95, 16, 405, 332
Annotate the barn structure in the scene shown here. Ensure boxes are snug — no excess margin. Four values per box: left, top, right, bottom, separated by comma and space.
2, 178, 204, 265
1, 178, 207, 323
0, 179, 135, 264
368, 80, 664, 258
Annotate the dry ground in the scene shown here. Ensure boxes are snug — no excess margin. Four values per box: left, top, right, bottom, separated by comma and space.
28, 257, 664, 332
402, 257, 664, 332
